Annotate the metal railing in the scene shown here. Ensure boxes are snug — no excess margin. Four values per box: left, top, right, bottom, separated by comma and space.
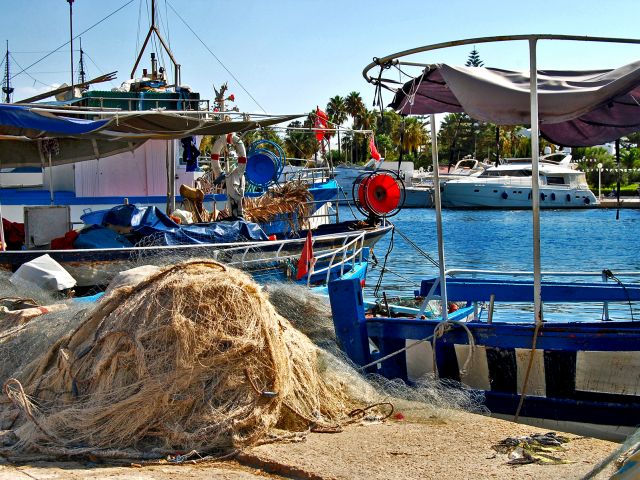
305, 232, 366, 287
280, 167, 331, 185
202, 230, 366, 286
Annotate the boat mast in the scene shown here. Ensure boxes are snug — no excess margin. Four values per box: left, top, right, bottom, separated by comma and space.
131, 0, 181, 88
2, 40, 13, 103
67, 0, 74, 96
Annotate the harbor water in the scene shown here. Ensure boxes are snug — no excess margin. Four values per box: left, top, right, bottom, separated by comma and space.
353, 206, 640, 322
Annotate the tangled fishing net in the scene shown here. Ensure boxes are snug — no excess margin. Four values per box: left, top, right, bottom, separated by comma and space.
0, 261, 485, 460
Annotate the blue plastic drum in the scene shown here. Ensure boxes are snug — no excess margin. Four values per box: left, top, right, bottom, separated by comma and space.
246, 139, 285, 188
246, 151, 278, 186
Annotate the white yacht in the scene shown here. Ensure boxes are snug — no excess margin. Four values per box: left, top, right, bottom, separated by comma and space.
441, 153, 598, 209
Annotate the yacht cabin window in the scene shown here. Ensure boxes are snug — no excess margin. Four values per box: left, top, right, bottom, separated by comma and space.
480, 169, 532, 178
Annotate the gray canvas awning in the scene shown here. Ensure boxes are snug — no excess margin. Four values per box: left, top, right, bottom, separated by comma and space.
0, 105, 302, 166
389, 61, 640, 146
0, 136, 145, 168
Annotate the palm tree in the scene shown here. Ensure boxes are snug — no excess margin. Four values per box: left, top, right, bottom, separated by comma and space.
403, 117, 428, 155
326, 95, 347, 162
345, 92, 365, 162
345, 91, 365, 125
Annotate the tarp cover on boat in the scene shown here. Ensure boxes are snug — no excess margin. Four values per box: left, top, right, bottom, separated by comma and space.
80, 204, 269, 247
0, 104, 302, 166
0, 105, 302, 139
389, 60, 640, 146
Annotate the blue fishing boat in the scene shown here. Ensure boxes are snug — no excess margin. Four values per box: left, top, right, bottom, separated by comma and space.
329, 270, 640, 440
328, 34, 640, 440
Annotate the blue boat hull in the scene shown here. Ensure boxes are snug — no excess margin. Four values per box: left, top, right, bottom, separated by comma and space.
328, 278, 640, 439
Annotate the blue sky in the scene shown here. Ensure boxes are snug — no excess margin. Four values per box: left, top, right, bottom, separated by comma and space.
2, 0, 639, 115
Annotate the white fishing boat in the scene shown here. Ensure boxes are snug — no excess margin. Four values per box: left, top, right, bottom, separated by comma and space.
441, 152, 598, 208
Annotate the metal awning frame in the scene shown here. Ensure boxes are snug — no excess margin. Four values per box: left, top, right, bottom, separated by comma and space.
364, 34, 640, 327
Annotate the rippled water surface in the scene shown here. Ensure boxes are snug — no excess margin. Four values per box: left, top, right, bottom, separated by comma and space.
346, 206, 640, 322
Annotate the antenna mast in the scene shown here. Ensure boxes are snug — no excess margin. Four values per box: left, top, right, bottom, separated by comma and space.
67, 0, 75, 96
2, 40, 13, 103
131, 0, 181, 88
78, 37, 86, 85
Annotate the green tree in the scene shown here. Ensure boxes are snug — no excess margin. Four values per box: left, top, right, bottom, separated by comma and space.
284, 119, 318, 159
326, 95, 347, 161
466, 47, 484, 67
241, 127, 284, 150
345, 92, 365, 161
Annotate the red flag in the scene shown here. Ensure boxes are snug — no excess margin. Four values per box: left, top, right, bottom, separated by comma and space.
369, 136, 381, 161
314, 107, 329, 142
296, 230, 315, 280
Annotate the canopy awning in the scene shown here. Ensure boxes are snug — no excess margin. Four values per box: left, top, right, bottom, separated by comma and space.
389, 60, 640, 146
0, 104, 302, 139
0, 136, 145, 168
0, 104, 302, 167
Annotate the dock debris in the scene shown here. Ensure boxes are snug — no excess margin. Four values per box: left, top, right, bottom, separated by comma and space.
492, 432, 571, 465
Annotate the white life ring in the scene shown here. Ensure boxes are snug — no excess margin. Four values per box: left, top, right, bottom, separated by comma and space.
210, 133, 247, 218
211, 133, 247, 169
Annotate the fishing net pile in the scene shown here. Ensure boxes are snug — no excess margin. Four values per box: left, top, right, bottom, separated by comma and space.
0, 261, 485, 460
0, 270, 91, 383
0, 261, 363, 457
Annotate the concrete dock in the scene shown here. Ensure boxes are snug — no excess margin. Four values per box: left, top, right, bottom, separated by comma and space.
599, 197, 640, 208
0, 411, 621, 480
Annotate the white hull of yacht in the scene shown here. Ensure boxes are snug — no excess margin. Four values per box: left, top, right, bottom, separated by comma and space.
442, 182, 598, 209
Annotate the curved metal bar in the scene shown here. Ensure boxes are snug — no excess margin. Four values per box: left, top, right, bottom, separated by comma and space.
363, 34, 640, 84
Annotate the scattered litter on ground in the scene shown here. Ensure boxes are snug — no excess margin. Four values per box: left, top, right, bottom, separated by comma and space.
492, 432, 571, 465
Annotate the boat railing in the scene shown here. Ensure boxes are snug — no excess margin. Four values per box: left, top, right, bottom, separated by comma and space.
281, 167, 332, 185
305, 231, 366, 287
202, 231, 365, 279
419, 268, 640, 321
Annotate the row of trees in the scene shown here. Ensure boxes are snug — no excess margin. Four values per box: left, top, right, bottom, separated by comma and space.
198, 46, 640, 189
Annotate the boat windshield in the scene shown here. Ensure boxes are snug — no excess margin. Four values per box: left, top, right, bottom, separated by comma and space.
480, 169, 531, 178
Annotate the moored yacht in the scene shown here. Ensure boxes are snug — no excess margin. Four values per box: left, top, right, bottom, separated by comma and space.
441, 153, 598, 208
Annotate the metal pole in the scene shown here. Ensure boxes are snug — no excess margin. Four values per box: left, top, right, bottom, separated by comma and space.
169, 140, 176, 213
430, 113, 448, 320
0, 203, 6, 252
597, 163, 602, 199
68, 0, 74, 96
48, 152, 54, 205
529, 38, 542, 325
615, 138, 621, 220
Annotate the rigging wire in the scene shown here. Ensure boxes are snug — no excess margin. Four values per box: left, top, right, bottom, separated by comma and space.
83, 51, 118, 89
9, 53, 56, 88
164, 0, 171, 47
603, 269, 636, 322
166, 0, 267, 114
10, 0, 135, 81
390, 221, 440, 269
135, 0, 143, 63
372, 226, 395, 298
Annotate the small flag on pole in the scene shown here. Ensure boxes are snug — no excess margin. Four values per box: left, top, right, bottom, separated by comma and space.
296, 230, 315, 280
369, 136, 381, 161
